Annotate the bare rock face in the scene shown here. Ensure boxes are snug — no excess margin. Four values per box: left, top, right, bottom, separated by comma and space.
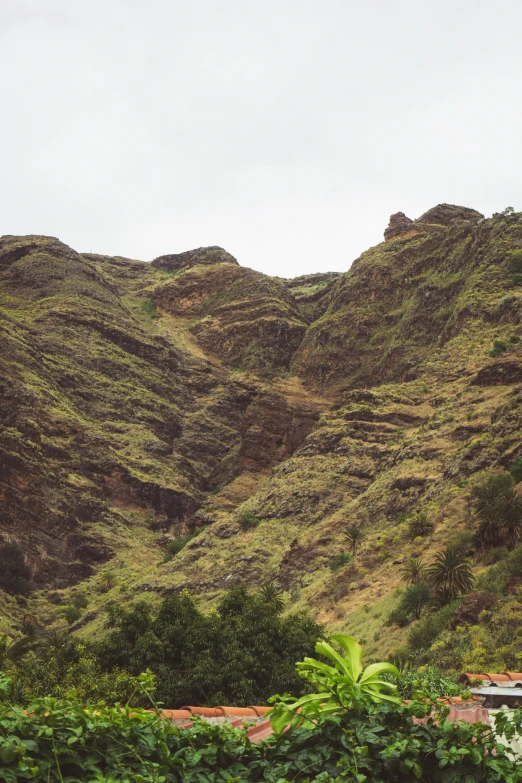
384, 212, 414, 241
151, 246, 237, 272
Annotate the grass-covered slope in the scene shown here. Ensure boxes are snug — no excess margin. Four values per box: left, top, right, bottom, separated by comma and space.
2, 206, 522, 668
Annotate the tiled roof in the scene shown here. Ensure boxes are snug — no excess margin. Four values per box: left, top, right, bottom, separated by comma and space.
156, 697, 491, 740
461, 672, 522, 685
155, 706, 273, 741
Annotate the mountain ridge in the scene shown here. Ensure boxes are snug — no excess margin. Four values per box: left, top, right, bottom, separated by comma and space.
2, 204, 522, 664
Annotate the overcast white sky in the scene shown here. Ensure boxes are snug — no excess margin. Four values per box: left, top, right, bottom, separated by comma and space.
1, 1, 521, 277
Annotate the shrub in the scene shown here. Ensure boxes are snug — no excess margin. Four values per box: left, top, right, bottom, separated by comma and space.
0, 675, 521, 783
481, 545, 508, 565
407, 602, 459, 653
406, 512, 434, 539
512, 456, 522, 483
71, 591, 88, 609
0, 542, 30, 596
141, 298, 160, 319
329, 552, 352, 571
93, 586, 323, 707
490, 339, 508, 357
389, 582, 432, 627
392, 664, 464, 700
164, 527, 207, 560
64, 606, 81, 625
238, 511, 260, 530
475, 562, 509, 595
446, 529, 475, 558
508, 248, 522, 273
510, 334, 521, 344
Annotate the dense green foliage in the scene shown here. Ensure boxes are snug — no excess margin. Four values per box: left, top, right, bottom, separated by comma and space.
92, 587, 323, 707
427, 548, 474, 601
163, 527, 207, 561
270, 635, 399, 733
0, 669, 521, 782
472, 472, 522, 549
238, 511, 261, 530
388, 664, 466, 700
0, 542, 30, 596
388, 582, 432, 626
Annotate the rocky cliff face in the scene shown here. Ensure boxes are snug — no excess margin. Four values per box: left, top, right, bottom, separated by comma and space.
2, 205, 522, 657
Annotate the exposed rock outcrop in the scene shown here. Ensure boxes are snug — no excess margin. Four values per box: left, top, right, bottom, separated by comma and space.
383, 212, 414, 241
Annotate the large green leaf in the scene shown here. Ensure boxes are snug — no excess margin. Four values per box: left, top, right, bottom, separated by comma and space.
329, 634, 363, 681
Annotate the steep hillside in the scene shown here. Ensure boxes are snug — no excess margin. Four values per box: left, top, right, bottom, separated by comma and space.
1, 205, 522, 664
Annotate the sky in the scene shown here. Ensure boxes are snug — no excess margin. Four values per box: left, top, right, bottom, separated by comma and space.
1, 0, 522, 278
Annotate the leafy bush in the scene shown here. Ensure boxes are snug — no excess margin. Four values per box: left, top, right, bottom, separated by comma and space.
508, 248, 522, 273
93, 586, 323, 707
163, 527, 206, 561
270, 634, 399, 733
490, 339, 508, 357
238, 511, 261, 530
328, 552, 352, 571
480, 545, 508, 565
407, 601, 460, 653
64, 605, 81, 625
475, 562, 509, 595
446, 529, 475, 559
406, 511, 434, 539
388, 581, 432, 627
141, 297, 160, 318
0, 674, 521, 783
0, 542, 30, 595
391, 664, 465, 700
512, 456, 522, 483
71, 591, 88, 609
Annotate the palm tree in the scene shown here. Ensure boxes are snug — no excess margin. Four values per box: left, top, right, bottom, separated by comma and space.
37, 629, 73, 660
400, 557, 426, 585
344, 526, 364, 556
100, 571, 117, 592
499, 487, 522, 547
427, 547, 474, 601
471, 473, 522, 549
407, 512, 434, 539
0, 634, 36, 665
259, 582, 285, 612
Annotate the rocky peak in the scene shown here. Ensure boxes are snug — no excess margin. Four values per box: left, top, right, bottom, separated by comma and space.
151, 246, 238, 272
416, 203, 484, 226
383, 212, 414, 241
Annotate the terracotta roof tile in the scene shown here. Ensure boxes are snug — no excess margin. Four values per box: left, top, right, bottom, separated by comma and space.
247, 719, 274, 742
182, 706, 225, 717
505, 672, 522, 681
462, 673, 491, 683
217, 707, 257, 717
248, 706, 271, 716
486, 673, 511, 682
160, 709, 192, 720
